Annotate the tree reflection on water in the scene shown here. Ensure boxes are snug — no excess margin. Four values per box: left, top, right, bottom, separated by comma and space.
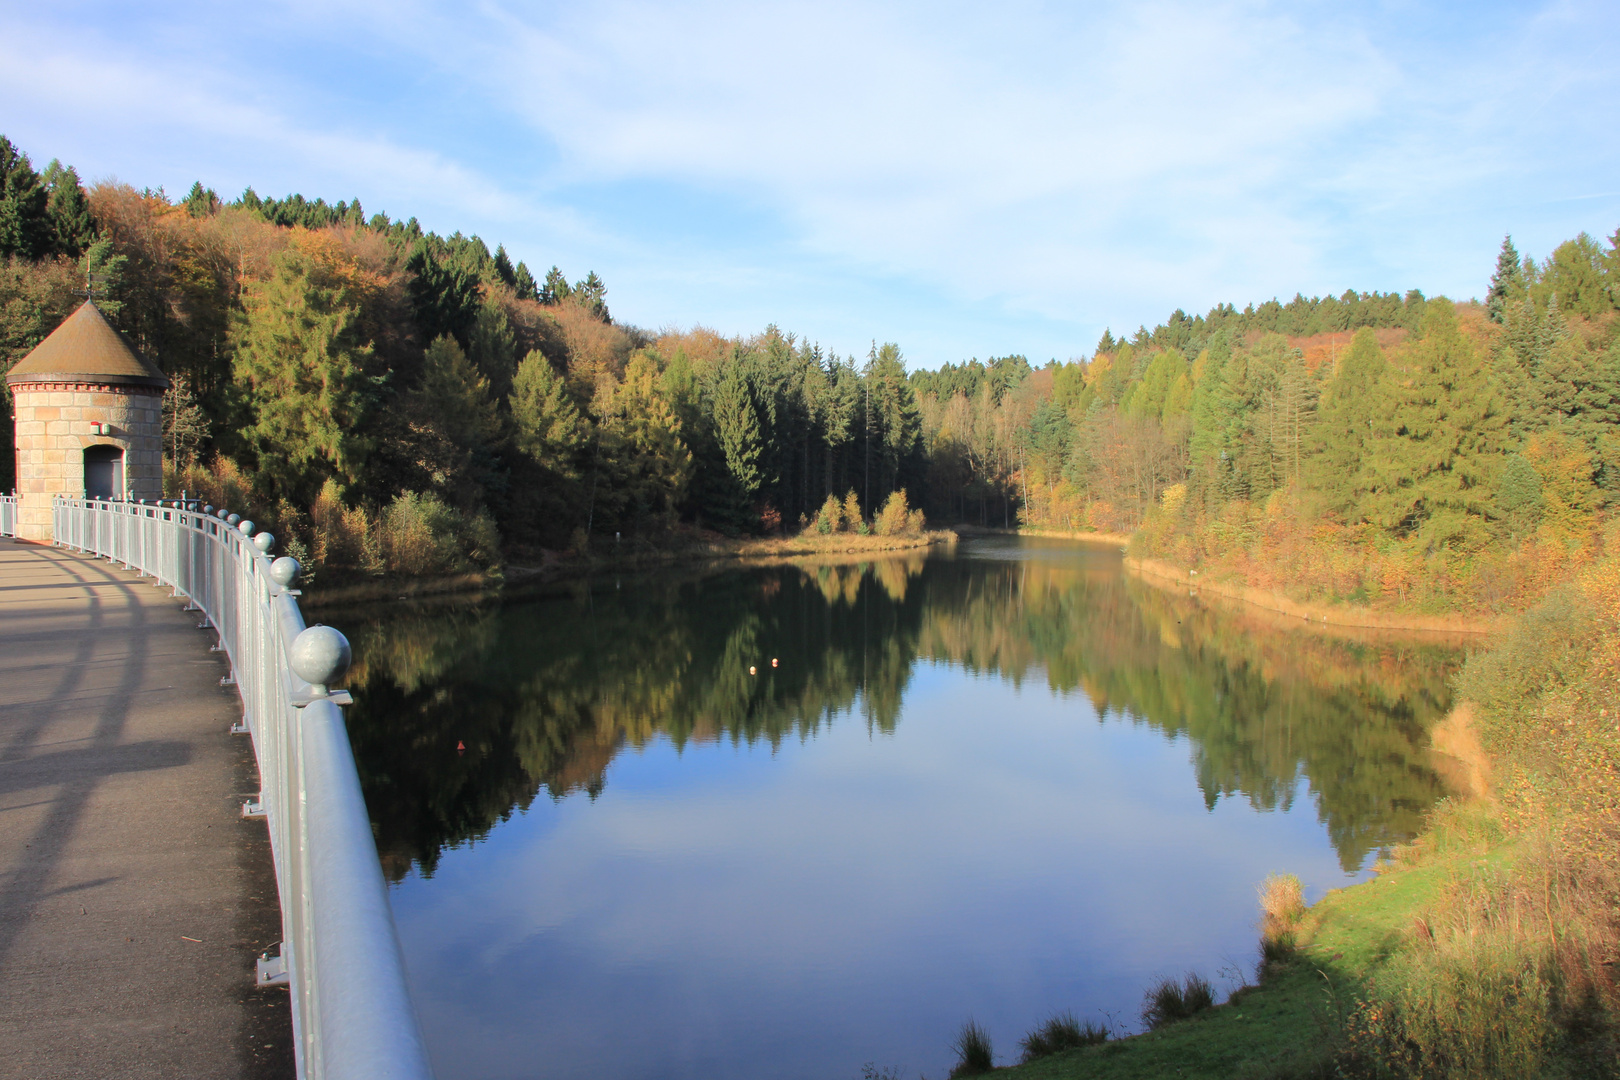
338, 541, 1461, 882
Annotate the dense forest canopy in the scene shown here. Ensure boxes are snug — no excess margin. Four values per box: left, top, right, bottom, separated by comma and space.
4, 135, 1618, 610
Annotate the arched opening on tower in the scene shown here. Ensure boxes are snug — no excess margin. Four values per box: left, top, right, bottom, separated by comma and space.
83, 444, 124, 499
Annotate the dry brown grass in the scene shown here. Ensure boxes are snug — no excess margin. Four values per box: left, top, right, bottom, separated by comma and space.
1259, 873, 1306, 942
1425, 702, 1493, 801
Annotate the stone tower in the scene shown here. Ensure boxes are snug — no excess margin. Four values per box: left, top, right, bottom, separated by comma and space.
6, 301, 168, 541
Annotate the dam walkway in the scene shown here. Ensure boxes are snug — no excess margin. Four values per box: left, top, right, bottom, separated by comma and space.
0, 537, 292, 1079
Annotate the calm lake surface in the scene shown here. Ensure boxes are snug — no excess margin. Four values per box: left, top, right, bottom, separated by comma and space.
338, 537, 1463, 1080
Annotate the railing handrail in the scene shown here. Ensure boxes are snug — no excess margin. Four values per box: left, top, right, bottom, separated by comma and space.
10, 496, 433, 1080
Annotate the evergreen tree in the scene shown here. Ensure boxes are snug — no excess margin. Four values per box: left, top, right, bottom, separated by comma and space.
1308, 328, 1395, 519
0, 137, 49, 259
1122, 349, 1188, 420
1523, 429, 1599, 533
1027, 398, 1074, 478
1380, 299, 1506, 546
540, 266, 571, 305
1542, 233, 1612, 317
1211, 345, 1270, 501
510, 350, 585, 477
713, 359, 762, 497
1493, 453, 1542, 537
1186, 345, 1230, 478
1486, 235, 1524, 323
408, 335, 504, 509
491, 245, 518, 290
183, 181, 218, 219
572, 271, 610, 323
406, 241, 481, 348
229, 246, 379, 503
595, 352, 691, 530
41, 161, 95, 256
162, 374, 210, 468
512, 261, 539, 303
866, 342, 923, 500
468, 299, 518, 398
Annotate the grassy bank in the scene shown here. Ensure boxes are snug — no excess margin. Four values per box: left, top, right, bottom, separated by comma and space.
986, 842, 1473, 1080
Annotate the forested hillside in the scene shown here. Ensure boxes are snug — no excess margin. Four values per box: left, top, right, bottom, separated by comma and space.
4, 134, 1618, 612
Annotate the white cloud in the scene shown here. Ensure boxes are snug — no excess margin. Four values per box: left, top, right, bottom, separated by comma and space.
2, 0, 1616, 360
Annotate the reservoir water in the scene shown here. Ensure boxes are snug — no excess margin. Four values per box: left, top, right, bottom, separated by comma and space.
337, 537, 1463, 1080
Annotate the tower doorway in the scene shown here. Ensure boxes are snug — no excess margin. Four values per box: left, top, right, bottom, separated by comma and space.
83, 444, 124, 499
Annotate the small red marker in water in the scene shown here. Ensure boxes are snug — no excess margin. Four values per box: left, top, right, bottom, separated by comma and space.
456, 741, 465, 753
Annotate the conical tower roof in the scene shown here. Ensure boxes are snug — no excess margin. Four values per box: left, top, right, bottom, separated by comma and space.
5, 301, 169, 389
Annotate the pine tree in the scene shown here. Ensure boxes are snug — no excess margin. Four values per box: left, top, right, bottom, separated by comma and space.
1486, 235, 1524, 323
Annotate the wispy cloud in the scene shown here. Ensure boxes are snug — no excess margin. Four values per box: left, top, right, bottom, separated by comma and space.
1, 0, 1616, 363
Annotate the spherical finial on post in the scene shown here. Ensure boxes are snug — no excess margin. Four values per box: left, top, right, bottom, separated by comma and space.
226, 513, 240, 526
270, 556, 301, 588
253, 532, 275, 554
237, 520, 255, 536
290, 625, 351, 695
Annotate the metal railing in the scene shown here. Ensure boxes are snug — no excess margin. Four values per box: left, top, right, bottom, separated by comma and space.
21, 497, 434, 1080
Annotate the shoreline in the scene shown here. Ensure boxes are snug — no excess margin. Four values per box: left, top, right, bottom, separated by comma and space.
1125, 555, 1500, 635
996, 700, 1497, 1079
953, 524, 1132, 546
302, 530, 956, 608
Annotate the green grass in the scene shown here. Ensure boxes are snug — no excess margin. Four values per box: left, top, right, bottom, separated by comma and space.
950, 1019, 995, 1076
992, 855, 1464, 1080
1141, 973, 1216, 1030
1019, 1012, 1109, 1062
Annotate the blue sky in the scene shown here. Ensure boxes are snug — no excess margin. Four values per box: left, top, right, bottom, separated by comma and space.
2, 1, 1617, 368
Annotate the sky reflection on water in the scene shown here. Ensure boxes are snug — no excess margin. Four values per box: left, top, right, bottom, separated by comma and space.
340, 538, 1462, 1080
